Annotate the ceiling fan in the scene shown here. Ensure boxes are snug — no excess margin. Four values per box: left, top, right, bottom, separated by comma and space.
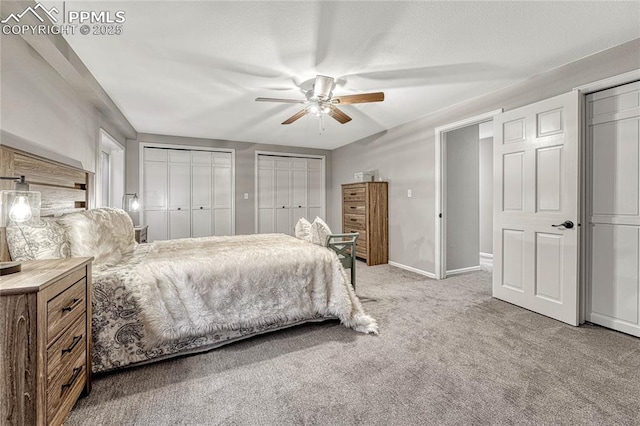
255, 75, 384, 125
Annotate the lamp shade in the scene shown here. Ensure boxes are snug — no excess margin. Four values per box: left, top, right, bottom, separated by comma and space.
0, 190, 41, 227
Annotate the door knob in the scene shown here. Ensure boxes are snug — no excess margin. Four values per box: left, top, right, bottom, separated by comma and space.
552, 220, 574, 229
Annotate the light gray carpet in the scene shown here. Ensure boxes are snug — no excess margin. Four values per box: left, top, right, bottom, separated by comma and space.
67, 263, 640, 425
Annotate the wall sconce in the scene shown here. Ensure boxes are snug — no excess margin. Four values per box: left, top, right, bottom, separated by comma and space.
0, 175, 41, 275
122, 193, 140, 212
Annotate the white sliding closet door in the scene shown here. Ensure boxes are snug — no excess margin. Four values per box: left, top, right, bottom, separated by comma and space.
587, 81, 640, 337
168, 150, 191, 239
256, 154, 325, 235
142, 147, 234, 241
191, 151, 212, 238
307, 158, 323, 220
275, 157, 292, 234
258, 156, 276, 233
212, 152, 233, 236
143, 148, 168, 242
291, 159, 308, 227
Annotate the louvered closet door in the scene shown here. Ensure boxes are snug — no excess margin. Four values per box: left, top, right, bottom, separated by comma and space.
168, 150, 191, 239
191, 151, 212, 238
143, 148, 168, 242
212, 152, 233, 236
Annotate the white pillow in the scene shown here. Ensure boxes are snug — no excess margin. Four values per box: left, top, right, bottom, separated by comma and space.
295, 218, 312, 242
310, 217, 333, 247
57, 207, 135, 267
6, 218, 71, 261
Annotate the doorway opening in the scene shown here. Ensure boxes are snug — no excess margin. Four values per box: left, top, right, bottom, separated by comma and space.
434, 109, 502, 279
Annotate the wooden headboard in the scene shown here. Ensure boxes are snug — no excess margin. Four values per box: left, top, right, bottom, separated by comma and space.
0, 146, 90, 261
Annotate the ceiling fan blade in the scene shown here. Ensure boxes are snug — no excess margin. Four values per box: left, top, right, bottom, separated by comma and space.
330, 106, 352, 124
333, 92, 385, 105
313, 75, 335, 99
282, 109, 308, 125
256, 97, 305, 104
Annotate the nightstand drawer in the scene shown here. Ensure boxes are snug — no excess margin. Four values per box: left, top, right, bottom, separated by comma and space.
47, 316, 86, 382
47, 277, 86, 344
47, 349, 86, 425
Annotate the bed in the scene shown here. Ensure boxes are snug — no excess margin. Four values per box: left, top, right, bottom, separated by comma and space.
1, 147, 376, 373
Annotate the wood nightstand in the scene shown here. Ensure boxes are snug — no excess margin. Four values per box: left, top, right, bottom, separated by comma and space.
0, 257, 93, 425
134, 225, 148, 243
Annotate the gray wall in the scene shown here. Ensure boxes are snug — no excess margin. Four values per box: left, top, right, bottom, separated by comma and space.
479, 137, 493, 255
0, 33, 130, 176
331, 39, 640, 274
127, 133, 332, 235
445, 125, 479, 272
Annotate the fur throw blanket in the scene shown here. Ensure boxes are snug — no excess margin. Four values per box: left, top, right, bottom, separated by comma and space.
123, 234, 378, 342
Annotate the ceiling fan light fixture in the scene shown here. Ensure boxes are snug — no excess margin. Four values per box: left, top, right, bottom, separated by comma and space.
312, 75, 334, 100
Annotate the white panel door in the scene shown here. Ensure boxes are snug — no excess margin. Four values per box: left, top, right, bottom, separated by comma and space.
587, 81, 640, 337
191, 209, 211, 238
146, 210, 167, 242
212, 152, 233, 236
168, 161, 190, 210
169, 210, 191, 239
275, 159, 292, 234
191, 152, 212, 238
307, 158, 323, 220
143, 148, 168, 241
291, 161, 308, 233
257, 157, 275, 233
168, 152, 190, 239
493, 91, 580, 325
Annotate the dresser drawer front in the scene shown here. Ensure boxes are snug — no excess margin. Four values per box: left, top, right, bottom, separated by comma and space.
344, 202, 366, 215
344, 214, 366, 230
47, 278, 86, 344
47, 349, 86, 425
342, 230, 366, 245
355, 243, 367, 259
342, 186, 365, 202
47, 316, 86, 382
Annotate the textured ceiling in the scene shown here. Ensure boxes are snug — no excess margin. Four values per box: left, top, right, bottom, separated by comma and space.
49, 1, 640, 149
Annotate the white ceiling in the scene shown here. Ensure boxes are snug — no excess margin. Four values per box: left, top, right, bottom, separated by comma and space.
49, 1, 640, 149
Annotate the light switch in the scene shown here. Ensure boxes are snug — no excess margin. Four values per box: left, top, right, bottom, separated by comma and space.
407, 189, 412, 198
244, 193, 249, 200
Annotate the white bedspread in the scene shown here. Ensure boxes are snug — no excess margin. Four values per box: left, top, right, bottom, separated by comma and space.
124, 234, 377, 342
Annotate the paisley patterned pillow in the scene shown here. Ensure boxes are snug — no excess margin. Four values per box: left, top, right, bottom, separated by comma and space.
6, 218, 71, 261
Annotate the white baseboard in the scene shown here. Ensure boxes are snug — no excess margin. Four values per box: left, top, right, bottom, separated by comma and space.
388, 261, 436, 279
479, 252, 493, 270
446, 265, 482, 276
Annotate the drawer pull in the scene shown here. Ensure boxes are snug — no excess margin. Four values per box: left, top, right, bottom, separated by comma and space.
62, 298, 81, 313
61, 366, 83, 392
62, 335, 83, 355
350, 218, 357, 222
350, 193, 357, 196
350, 206, 356, 209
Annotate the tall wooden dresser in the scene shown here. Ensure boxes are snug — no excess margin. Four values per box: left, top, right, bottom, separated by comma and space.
342, 182, 388, 265
1, 257, 93, 425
